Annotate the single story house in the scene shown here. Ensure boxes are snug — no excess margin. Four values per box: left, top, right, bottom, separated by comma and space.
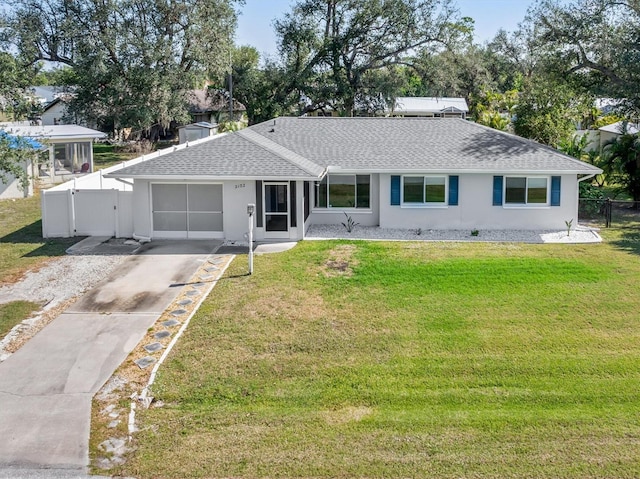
1, 124, 107, 185
40, 117, 601, 241
188, 89, 247, 124
304, 97, 469, 118
390, 97, 469, 118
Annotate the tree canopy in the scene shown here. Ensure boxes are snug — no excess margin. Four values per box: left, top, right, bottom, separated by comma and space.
528, 0, 640, 115
0, 0, 241, 134
272, 0, 464, 116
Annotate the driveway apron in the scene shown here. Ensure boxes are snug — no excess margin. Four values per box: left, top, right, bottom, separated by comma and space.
0, 240, 221, 474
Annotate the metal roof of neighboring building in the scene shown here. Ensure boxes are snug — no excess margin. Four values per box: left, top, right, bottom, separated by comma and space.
598, 121, 639, 135
0, 124, 106, 140
106, 117, 601, 180
392, 97, 469, 115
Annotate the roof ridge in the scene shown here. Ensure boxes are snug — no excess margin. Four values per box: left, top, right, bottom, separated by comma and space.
238, 128, 324, 177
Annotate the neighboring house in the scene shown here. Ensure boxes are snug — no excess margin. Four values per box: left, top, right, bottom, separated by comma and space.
577, 121, 640, 153
188, 89, 247, 124
177, 122, 218, 144
1, 124, 106, 185
304, 97, 469, 118
598, 121, 639, 149
41, 117, 600, 241
40, 97, 67, 125
31, 86, 66, 106
0, 132, 43, 199
390, 97, 469, 118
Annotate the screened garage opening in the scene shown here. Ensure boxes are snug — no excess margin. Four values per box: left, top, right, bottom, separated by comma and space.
152, 184, 223, 238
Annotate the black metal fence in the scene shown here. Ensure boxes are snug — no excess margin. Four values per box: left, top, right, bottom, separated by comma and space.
579, 198, 640, 228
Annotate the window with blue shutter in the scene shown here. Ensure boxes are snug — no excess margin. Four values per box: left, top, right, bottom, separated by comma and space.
493, 176, 503, 206
550, 176, 561, 206
391, 175, 400, 205
448, 176, 459, 206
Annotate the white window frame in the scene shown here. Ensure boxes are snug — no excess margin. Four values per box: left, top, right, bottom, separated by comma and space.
314, 174, 371, 210
401, 175, 448, 207
504, 176, 550, 207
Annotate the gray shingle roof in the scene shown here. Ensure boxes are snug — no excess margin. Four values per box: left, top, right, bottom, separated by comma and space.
107, 133, 323, 180
250, 117, 601, 174
107, 117, 601, 179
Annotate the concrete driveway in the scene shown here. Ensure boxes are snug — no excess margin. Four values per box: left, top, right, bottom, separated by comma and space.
0, 240, 222, 476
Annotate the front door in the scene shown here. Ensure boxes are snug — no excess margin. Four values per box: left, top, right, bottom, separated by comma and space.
264, 182, 289, 238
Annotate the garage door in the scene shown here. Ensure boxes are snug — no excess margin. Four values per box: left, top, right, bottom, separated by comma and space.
152, 184, 223, 239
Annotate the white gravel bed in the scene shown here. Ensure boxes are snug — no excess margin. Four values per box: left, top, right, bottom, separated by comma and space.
0, 254, 127, 361
306, 224, 602, 243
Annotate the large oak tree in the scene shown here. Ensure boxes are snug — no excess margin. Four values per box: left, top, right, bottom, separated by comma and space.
273, 0, 463, 116
1, 0, 241, 135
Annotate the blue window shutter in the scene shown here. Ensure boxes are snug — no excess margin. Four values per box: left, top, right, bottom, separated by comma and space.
493, 176, 503, 206
550, 176, 561, 206
448, 176, 459, 206
391, 175, 401, 205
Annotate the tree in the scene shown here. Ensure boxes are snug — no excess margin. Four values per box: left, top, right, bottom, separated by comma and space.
0, 52, 41, 121
412, 27, 496, 101
528, 0, 640, 115
602, 127, 640, 201
273, 0, 462, 116
1, 0, 241, 135
472, 88, 518, 131
0, 133, 39, 195
513, 77, 592, 147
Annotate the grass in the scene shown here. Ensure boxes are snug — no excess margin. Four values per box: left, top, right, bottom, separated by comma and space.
0, 300, 41, 338
92, 144, 139, 170
0, 194, 77, 330
0, 194, 78, 285
117, 235, 640, 478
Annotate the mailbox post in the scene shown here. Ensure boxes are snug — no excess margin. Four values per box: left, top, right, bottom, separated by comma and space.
247, 203, 255, 274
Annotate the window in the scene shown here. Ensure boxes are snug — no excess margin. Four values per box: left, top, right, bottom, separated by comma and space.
315, 174, 370, 208
505, 177, 548, 205
53, 142, 92, 173
402, 176, 446, 204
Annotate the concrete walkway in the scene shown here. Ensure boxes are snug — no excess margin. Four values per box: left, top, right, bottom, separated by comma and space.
0, 240, 222, 477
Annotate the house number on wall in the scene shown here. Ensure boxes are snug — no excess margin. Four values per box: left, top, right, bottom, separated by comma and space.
235, 183, 246, 189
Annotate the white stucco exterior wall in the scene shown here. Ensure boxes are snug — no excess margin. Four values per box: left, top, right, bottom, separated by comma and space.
0, 159, 35, 199
223, 180, 256, 241
379, 173, 580, 231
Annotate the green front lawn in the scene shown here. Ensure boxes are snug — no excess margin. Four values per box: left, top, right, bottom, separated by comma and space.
0, 194, 77, 285
120, 236, 640, 478
0, 195, 77, 332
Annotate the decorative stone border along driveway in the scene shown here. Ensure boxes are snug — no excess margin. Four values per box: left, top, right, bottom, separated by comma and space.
92, 253, 234, 471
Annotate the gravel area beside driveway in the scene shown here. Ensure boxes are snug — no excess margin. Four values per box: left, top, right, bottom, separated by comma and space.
0, 243, 132, 362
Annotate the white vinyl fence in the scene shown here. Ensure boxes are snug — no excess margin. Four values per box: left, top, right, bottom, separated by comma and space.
41, 188, 134, 238
41, 134, 226, 238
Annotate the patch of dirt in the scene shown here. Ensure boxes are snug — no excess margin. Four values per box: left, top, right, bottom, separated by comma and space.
322, 244, 358, 277
322, 405, 373, 425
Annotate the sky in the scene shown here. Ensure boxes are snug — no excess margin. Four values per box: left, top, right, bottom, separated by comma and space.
235, 0, 537, 58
